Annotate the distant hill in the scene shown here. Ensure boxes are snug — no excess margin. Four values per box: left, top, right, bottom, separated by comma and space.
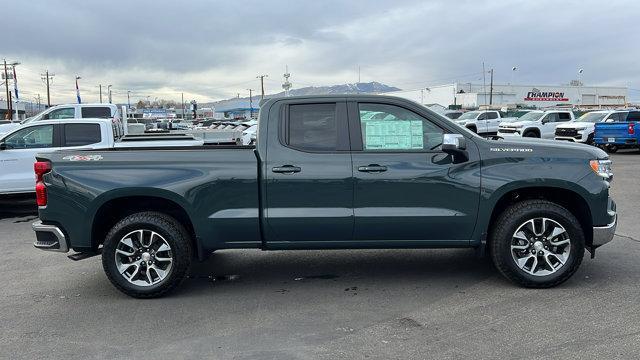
208, 81, 400, 111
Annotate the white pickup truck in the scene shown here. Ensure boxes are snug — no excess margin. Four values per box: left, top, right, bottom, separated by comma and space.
453, 110, 515, 135
497, 110, 575, 139
0, 103, 123, 137
0, 118, 202, 195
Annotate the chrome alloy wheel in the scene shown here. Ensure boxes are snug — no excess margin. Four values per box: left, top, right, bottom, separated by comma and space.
510, 218, 571, 276
114, 229, 173, 287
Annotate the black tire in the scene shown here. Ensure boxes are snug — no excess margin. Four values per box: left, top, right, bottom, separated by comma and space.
489, 200, 585, 288
586, 133, 594, 146
523, 130, 538, 138
102, 212, 193, 298
606, 145, 618, 153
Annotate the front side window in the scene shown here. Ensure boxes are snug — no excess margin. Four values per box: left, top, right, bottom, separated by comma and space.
543, 113, 559, 123
3, 125, 54, 149
486, 112, 499, 119
359, 103, 444, 151
288, 103, 338, 151
64, 124, 101, 146
47, 108, 75, 119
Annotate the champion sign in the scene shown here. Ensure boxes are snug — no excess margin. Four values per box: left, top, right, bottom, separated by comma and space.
524, 88, 569, 102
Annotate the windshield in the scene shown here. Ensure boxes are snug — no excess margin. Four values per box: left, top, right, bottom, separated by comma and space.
574, 112, 607, 123
513, 111, 543, 122
457, 111, 480, 120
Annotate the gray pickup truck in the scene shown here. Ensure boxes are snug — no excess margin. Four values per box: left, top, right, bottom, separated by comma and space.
32, 95, 617, 298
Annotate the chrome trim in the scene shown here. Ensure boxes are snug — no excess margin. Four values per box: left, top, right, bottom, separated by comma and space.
32, 220, 69, 253
592, 215, 617, 247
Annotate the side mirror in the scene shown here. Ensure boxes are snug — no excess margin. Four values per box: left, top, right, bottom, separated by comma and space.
0, 142, 5, 150
442, 133, 468, 162
42, 113, 49, 120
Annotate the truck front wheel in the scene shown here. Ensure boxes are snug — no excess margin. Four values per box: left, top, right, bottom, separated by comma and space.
102, 212, 193, 298
490, 200, 585, 288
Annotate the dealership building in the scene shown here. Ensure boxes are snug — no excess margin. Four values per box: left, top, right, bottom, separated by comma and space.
390, 83, 628, 109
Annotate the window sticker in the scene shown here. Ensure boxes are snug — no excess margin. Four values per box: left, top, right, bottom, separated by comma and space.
364, 120, 423, 150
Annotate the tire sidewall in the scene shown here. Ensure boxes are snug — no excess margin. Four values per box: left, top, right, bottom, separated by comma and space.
102, 214, 189, 296
494, 205, 585, 285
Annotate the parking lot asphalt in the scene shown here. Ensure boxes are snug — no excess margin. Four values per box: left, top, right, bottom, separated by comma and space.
1, 151, 639, 360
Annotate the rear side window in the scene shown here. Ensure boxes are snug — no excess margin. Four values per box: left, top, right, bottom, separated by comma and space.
81, 107, 112, 118
47, 107, 75, 119
558, 112, 571, 121
626, 111, 640, 122
64, 123, 101, 146
287, 103, 338, 151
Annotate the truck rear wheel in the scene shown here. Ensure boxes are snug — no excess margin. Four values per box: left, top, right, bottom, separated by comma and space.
490, 200, 584, 288
102, 212, 192, 298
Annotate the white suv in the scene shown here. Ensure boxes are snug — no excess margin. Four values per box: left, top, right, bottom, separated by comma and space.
554, 110, 629, 144
497, 110, 574, 139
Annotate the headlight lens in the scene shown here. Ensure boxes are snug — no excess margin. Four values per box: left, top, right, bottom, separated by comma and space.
590, 159, 613, 179
575, 127, 587, 131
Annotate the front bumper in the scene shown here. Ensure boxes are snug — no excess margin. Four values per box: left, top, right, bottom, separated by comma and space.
592, 215, 617, 247
32, 220, 69, 252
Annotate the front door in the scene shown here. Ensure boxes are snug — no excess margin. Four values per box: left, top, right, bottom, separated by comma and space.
264, 100, 354, 246
0, 124, 58, 193
349, 101, 480, 243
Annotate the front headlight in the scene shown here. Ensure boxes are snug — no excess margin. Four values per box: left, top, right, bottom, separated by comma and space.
575, 127, 588, 131
590, 159, 613, 179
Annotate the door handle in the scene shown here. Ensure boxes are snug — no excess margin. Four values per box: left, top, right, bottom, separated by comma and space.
272, 165, 301, 174
358, 164, 387, 173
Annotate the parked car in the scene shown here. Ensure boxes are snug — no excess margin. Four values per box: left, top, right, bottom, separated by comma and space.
498, 110, 575, 138
443, 110, 465, 119
0, 103, 123, 137
454, 110, 515, 135
555, 110, 629, 144
594, 110, 640, 153
0, 118, 203, 196
32, 95, 616, 298
241, 124, 258, 145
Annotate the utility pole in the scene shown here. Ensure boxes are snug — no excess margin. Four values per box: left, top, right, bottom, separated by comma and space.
41, 70, 54, 107
127, 90, 131, 109
256, 75, 268, 100
247, 88, 254, 118
107, 85, 112, 104
3, 59, 9, 119
181, 92, 185, 119
99, 84, 103, 103
489, 68, 494, 106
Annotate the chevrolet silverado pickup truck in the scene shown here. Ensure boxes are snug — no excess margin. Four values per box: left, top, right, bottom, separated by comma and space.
32, 95, 617, 298
594, 110, 640, 153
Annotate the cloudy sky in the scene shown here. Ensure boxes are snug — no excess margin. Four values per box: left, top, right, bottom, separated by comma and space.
4, 0, 639, 105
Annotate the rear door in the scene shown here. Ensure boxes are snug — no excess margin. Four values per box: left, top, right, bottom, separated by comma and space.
349, 100, 480, 244
486, 111, 501, 133
264, 99, 354, 245
0, 124, 59, 193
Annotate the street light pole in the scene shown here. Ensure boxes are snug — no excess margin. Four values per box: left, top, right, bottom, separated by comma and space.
99, 84, 103, 103
127, 90, 131, 109
107, 85, 112, 104
3, 59, 9, 119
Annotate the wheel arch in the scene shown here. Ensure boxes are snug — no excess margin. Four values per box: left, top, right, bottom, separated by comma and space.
523, 127, 541, 137
481, 184, 593, 248
90, 191, 201, 259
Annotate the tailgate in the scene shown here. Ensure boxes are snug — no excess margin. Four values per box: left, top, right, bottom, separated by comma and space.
594, 123, 631, 138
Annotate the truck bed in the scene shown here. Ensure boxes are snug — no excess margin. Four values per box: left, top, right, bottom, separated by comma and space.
594, 122, 638, 145
36, 147, 261, 252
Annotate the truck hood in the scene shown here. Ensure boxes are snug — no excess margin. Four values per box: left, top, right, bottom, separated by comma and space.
555, 122, 594, 130
486, 136, 608, 159
499, 121, 537, 128
0, 123, 21, 138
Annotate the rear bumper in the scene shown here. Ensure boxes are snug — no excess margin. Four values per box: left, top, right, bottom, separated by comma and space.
32, 220, 69, 253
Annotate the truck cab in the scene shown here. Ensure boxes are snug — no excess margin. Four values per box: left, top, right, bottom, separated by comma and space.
498, 110, 574, 138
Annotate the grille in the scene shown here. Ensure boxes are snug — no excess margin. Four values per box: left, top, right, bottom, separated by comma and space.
555, 128, 578, 137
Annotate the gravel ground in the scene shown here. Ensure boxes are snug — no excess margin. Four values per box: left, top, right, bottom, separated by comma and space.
0, 151, 638, 359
